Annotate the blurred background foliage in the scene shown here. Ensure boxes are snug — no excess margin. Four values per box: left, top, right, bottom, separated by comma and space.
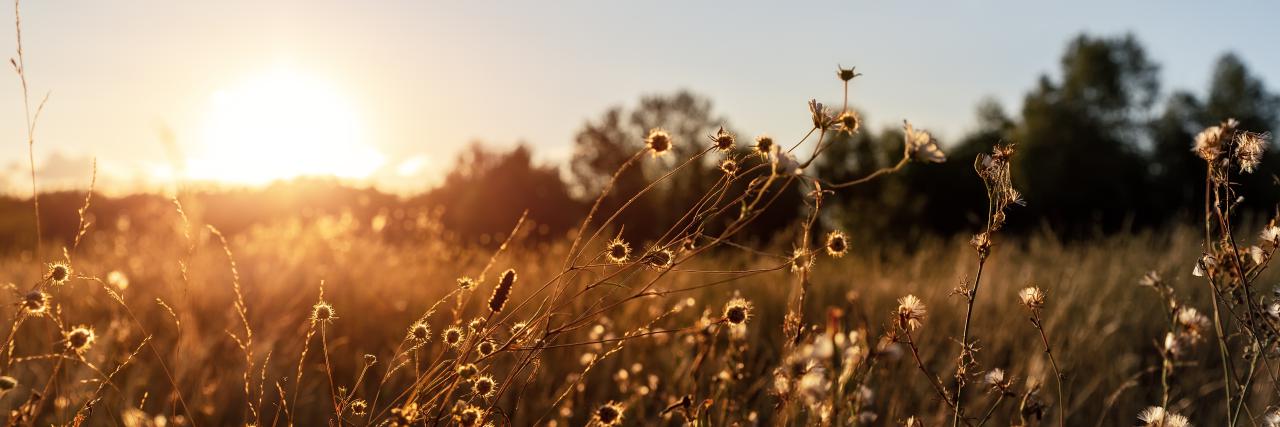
2, 32, 1277, 252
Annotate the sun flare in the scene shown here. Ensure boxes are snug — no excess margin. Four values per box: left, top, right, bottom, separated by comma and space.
187, 67, 383, 185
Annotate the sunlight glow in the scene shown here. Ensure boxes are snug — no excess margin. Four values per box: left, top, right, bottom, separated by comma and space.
187, 67, 384, 185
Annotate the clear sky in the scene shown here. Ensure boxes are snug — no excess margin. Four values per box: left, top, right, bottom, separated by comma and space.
1, 0, 1277, 194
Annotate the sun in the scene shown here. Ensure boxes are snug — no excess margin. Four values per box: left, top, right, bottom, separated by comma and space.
187, 67, 384, 185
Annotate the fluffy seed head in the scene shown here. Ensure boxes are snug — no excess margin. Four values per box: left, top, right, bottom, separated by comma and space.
754, 135, 775, 158
896, 295, 927, 331
1138, 406, 1190, 427
645, 128, 673, 156
48, 262, 72, 284
710, 126, 735, 152
825, 230, 849, 257
311, 302, 336, 324
642, 248, 674, 270
594, 401, 625, 426
21, 291, 48, 316
1018, 286, 1046, 310
903, 120, 946, 163
477, 339, 497, 357
1236, 131, 1269, 173
472, 375, 496, 398
605, 237, 631, 264
454, 404, 485, 426
1193, 118, 1237, 162
723, 297, 753, 325
488, 269, 517, 313
837, 111, 861, 135
457, 363, 478, 379
65, 326, 96, 353
719, 158, 739, 176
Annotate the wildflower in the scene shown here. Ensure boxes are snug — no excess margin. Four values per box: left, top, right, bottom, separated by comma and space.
20, 290, 48, 316
970, 232, 991, 257
1193, 118, 1237, 162
47, 262, 72, 285
594, 401, 625, 426
409, 321, 431, 343
1175, 306, 1209, 343
723, 297, 753, 325
824, 230, 849, 258
348, 399, 368, 416
836, 111, 860, 135
1192, 254, 1217, 277
488, 269, 516, 314
903, 416, 924, 427
457, 276, 477, 290
984, 368, 1014, 394
311, 302, 336, 324
477, 339, 497, 357
456, 363, 478, 379
605, 237, 631, 264
645, 128, 673, 156
1017, 286, 1046, 310
1138, 270, 1162, 288
790, 248, 814, 274
903, 120, 946, 163
1236, 131, 1268, 173
443, 326, 465, 347
641, 248, 674, 270
772, 149, 802, 175
836, 65, 861, 82
472, 375, 496, 398
1137, 406, 1190, 427
1264, 410, 1280, 427
754, 135, 775, 158
895, 295, 927, 331
719, 158, 739, 176
809, 99, 834, 130
454, 404, 485, 426
709, 126, 735, 152
65, 325, 96, 353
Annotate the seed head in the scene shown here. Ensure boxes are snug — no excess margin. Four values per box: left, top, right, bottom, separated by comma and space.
984, 368, 1014, 394
754, 135, 775, 158
836, 111, 861, 135
836, 65, 861, 82
65, 325, 96, 353
1193, 118, 1237, 162
444, 326, 465, 347
20, 291, 48, 316
311, 302, 336, 324
1261, 225, 1280, 247
895, 295, 927, 331
472, 375, 496, 398
409, 321, 432, 343
1236, 131, 1269, 173
1017, 286, 1045, 310
723, 297, 753, 325
809, 100, 834, 130
641, 248, 674, 270
594, 401, 625, 426
708, 126, 735, 152
47, 262, 72, 285
903, 120, 946, 163
1137, 406, 1190, 427
645, 128, 673, 156
824, 230, 849, 258
790, 248, 814, 274
605, 237, 631, 264
457, 276, 477, 290
1175, 306, 1209, 343
488, 269, 517, 314
477, 339, 497, 357
454, 404, 485, 427
348, 399, 368, 415
457, 363, 478, 379
719, 158, 739, 176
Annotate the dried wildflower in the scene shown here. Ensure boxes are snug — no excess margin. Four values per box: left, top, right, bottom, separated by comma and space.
641, 248, 674, 270
809, 99, 834, 130
311, 302, 336, 324
895, 295, 927, 331
1138, 270, 1163, 288
457, 276, 477, 290
719, 158, 739, 176
1193, 254, 1217, 277
1193, 118, 1237, 162
824, 230, 849, 258
754, 135, 775, 158
605, 237, 631, 264
1137, 406, 1190, 427
773, 149, 802, 175
20, 290, 48, 316
443, 326, 465, 347
47, 262, 72, 285
645, 128, 673, 156
970, 232, 991, 257
903, 120, 946, 163
836, 65, 861, 82
65, 325, 96, 353
710, 126, 735, 152
723, 297, 753, 325
984, 368, 1014, 394
1175, 306, 1209, 343
594, 401, 625, 426
1261, 226, 1280, 247
1017, 286, 1046, 310
489, 269, 516, 314
455, 365, 479, 383
1236, 131, 1268, 173
348, 399, 368, 416
454, 403, 485, 426
472, 375, 496, 398
477, 339, 497, 357
903, 416, 924, 427
790, 248, 814, 274
409, 321, 431, 343
836, 111, 861, 135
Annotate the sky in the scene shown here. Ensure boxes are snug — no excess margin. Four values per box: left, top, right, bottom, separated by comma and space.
0, 0, 1277, 195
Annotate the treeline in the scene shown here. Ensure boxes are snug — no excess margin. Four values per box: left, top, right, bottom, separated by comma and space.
1, 32, 1277, 250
